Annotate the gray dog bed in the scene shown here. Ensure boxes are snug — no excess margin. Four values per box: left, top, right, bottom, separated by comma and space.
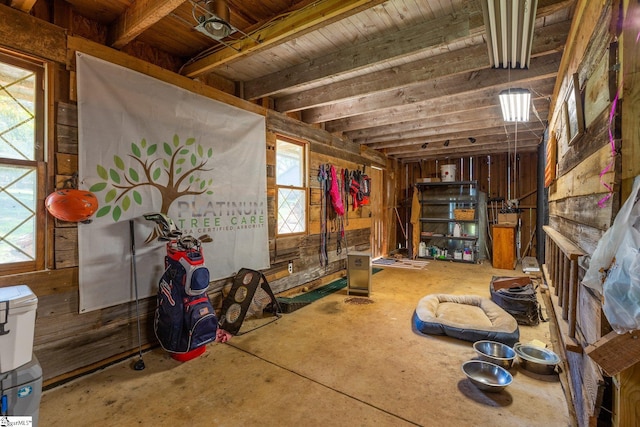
413, 294, 519, 346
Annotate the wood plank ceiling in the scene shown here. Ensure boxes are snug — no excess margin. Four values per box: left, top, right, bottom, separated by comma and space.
14, 0, 575, 162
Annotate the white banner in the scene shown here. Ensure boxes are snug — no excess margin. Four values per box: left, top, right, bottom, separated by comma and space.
76, 53, 269, 312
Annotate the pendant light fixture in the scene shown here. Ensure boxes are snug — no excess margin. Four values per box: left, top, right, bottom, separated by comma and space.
194, 0, 236, 40
499, 88, 531, 122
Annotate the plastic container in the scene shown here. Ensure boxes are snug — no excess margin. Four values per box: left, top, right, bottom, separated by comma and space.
0, 354, 42, 425
418, 242, 427, 257
440, 164, 456, 182
0, 285, 38, 373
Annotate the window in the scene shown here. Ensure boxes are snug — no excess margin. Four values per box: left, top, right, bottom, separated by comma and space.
276, 137, 307, 235
0, 52, 45, 274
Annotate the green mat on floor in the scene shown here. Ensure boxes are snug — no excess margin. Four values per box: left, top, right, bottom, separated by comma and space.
276, 268, 382, 313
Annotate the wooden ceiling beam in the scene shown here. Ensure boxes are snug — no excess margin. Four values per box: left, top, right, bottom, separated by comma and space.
274, 20, 569, 112
301, 51, 561, 123
346, 99, 549, 141
379, 128, 543, 156
328, 77, 556, 133
0, 3, 67, 63
246, 1, 571, 101
394, 141, 540, 159
395, 142, 540, 162
359, 117, 546, 146
181, 0, 387, 78
366, 129, 514, 151
9, 0, 37, 12
109, 0, 185, 49
537, 0, 577, 16
243, 12, 475, 100
385, 135, 541, 156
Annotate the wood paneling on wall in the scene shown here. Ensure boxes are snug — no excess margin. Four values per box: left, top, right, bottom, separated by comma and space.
265, 110, 379, 294
0, 10, 386, 384
16, 98, 378, 384
395, 152, 539, 259
544, 0, 639, 425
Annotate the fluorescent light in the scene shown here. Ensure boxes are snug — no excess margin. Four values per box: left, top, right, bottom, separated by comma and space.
481, 0, 538, 68
499, 89, 531, 122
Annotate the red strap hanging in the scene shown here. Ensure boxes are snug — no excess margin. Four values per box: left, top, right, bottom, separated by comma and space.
328, 165, 344, 215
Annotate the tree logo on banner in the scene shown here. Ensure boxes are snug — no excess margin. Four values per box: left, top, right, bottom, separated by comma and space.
89, 134, 214, 222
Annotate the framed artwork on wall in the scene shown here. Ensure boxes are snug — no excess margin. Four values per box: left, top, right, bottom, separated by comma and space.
565, 73, 585, 145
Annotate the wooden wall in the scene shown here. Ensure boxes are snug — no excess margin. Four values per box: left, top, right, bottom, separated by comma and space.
544, 0, 640, 425
264, 110, 386, 294
0, 5, 388, 385
394, 152, 539, 261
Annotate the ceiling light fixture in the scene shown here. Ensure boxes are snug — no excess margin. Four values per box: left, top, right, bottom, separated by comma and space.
499, 88, 531, 122
468, 137, 476, 143
421, 143, 428, 149
194, 0, 236, 41
443, 140, 450, 147
481, 0, 538, 69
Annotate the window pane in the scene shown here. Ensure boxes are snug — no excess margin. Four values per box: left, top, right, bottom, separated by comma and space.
0, 61, 37, 161
276, 139, 303, 186
277, 188, 305, 234
0, 165, 37, 263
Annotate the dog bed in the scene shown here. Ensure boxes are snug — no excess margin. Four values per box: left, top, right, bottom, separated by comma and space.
413, 294, 519, 345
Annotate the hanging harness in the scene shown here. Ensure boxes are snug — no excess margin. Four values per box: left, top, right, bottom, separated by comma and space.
348, 168, 371, 209
318, 164, 329, 267
328, 165, 345, 216
319, 163, 354, 263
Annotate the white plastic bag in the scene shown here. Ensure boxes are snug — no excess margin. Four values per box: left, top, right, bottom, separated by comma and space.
602, 233, 640, 333
583, 175, 640, 292
583, 175, 640, 333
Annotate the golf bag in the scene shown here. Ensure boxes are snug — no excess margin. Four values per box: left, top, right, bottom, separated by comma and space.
155, 242, 218, 354
490, 276, 542, 326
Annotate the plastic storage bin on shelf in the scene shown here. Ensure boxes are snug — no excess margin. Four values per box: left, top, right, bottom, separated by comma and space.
0, 285, 38, 374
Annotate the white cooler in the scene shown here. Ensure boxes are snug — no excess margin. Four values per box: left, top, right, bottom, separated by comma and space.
0, 285, 38, 374
1, 354, 42, 425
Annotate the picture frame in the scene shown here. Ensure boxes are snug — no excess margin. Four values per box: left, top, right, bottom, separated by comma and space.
564, 73, 585, 145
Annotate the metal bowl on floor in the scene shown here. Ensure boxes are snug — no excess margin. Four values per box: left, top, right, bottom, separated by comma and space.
473, 340, 516, 369
513, 343, 560, 375
461, 360, 513, 392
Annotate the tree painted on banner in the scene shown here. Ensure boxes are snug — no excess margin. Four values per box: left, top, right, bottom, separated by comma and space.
89, 134, 214, 221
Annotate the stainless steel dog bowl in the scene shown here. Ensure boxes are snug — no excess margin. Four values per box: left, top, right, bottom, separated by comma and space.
473, 340, 516, 369
461, 360, 513, 392
514, 343, 560, 375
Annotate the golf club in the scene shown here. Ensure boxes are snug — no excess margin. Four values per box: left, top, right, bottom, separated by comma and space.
129, 219, 146, 371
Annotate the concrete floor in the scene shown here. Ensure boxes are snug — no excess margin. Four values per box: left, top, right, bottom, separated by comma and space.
40, 260, 572, 426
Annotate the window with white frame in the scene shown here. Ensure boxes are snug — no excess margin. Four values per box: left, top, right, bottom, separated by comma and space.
0, 52, 45, 274
276, 137, 307, 235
